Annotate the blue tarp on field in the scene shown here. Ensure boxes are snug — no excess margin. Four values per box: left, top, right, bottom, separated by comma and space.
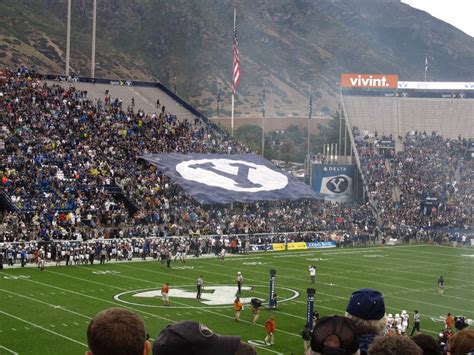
140, 153, 320, 204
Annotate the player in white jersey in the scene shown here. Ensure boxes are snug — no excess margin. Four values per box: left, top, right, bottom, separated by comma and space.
400, 310, 409, 335
385, 313, 394, 334
394, 313, 402, 333
39, 256, 45, 271
218, 247, 226, 264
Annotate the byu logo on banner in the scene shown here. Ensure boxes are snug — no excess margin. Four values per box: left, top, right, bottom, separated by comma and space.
320, 174, 352, 195
176, 159, 288, 192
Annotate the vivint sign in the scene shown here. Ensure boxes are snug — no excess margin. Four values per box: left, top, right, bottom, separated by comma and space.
341, 73, 398, 89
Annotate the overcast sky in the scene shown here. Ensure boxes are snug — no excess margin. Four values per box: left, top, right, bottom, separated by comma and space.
401, 0, 474, 37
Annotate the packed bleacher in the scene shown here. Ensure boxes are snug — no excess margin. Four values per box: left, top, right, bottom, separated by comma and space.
0, 68, 472, 265
0, 69, 375, 248
353, 127, 472, 240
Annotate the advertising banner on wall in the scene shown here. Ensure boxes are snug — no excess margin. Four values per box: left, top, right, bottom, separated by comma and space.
249, 240, 336, 252
340, 73, 399, 89
311, 164, 355, 202
306, 241, 337, 249
397, 81, 474, 90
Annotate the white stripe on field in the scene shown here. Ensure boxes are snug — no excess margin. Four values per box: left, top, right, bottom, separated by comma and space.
0, 311, 87, 348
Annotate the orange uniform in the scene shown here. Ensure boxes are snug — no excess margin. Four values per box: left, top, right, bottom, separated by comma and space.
265, 318, 275, 333
234, 300, 243, 311
446, 314, 454, 329
162, 284, 169, 294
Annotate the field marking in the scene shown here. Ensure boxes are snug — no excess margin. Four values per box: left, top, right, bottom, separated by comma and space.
0, 288, 91, 319
48, 267, 303, 339
56, 269, 304, 338
250, 255, 474, 304
114, 261, 447, 333
0, 271, 176, 324
0, 311, 87, 348
277, 254, 474, 300
113, 285, 299, 309
98, 273, 303, 338
0, 346, 18, 355
328, 253, 474, 286
382, 250, 474, 272
336, 250, 474, 284
116, 259, 455, 321
193, 258, 474, 316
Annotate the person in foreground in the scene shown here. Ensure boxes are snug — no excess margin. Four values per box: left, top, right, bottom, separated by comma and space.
306, 315, 360, 355
447, 328, 474, 355
152, 320, 257, 355
86, 307, 150, 355
345, 288, 387, 355
367, 335, 422, 355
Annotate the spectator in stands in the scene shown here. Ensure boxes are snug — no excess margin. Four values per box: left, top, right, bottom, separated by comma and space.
152, 320, 256, 355
411, 334, 442, 355
447, 328, 474, 355
307, 315, 359, 355
86, 307, 149, 355
345, 288, 386, 355
367, 335, 422, 355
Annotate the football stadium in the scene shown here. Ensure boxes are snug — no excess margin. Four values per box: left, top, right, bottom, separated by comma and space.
1, 2, 473, 355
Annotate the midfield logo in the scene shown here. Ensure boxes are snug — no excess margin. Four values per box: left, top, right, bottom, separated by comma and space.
134, 286, 256, 306
114, 285, 300, 308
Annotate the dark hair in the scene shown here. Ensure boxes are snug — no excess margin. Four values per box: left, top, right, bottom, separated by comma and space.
412, 334, 442, 355
448, 329, 474, 355
87, 308, 145, 355
234, 342, 258, 355
368, 335, 422, 355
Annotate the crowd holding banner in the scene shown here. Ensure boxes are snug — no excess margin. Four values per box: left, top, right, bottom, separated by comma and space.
0, 68, 472, 261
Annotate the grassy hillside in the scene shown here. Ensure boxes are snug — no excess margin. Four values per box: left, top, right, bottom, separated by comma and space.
2, 0, 474, 117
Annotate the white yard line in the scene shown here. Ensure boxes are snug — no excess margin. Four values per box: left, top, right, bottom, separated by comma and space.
193, 259, 474, 316
0, 346, 18, 355
0, 311, 87, 348
0, 288, 91, 319
274, 256, 474, 300
114, 261, 452, 332
0, 271, 175, 324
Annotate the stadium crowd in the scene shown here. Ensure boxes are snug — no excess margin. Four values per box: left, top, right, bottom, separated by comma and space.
1, 68, 472, 354
0, 68, 376, 246
353, 128, 472, 241
0, 68, 472, 257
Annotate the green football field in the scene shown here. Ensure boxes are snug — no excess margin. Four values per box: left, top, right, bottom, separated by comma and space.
0, 245, 473, 355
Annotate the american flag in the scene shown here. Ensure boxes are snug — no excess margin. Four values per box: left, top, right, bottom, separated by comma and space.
232, 11, 240, 94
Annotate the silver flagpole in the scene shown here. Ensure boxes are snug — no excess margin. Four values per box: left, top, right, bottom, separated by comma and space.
231, 9, 236, 137
91, 0, 97, 78
65, 0, 71, 76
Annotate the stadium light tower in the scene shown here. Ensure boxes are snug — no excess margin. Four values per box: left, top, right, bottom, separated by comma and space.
65, 0, 71, 76
91, 0, 97, 78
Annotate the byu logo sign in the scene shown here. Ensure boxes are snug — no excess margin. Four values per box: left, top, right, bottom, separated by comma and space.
320, 174, 352, 195
325, 176, 349, 193
176, 159, 288, 192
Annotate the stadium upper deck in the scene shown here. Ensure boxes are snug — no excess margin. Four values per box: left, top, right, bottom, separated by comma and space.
340, 73, 474, 140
